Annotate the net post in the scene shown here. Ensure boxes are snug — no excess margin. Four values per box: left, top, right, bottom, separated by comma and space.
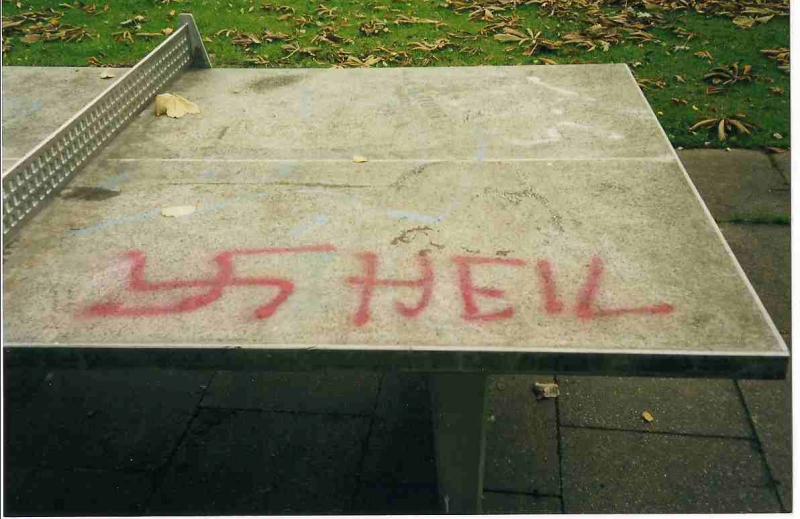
179, 13, 212, 69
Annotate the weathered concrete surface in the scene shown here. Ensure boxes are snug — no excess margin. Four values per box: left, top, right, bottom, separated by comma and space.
102, 66, 674, 161
2, 67, 129, 162
558, 376, 751, 436
2, 65, 786, 369
561, 428, 780, 513
678, 149, 790, 222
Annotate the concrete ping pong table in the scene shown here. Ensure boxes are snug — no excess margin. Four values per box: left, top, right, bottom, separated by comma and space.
2, 15, 789, 514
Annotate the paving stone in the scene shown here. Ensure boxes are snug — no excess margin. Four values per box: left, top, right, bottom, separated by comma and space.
3, 366, 46, 405
5, 466, 153, 516
678, 149, 789, 222
719, 223, 791, 335
738, 355, 792, 511
483, 492, 562, 513
374, 372, 430, 420
558, 376, 751, 437
3, 466, 34, 516
203, 370, 380, 414
352, 483, 439, 514
769, 151, 791, 185
561, 428, 780, 513
6, 368, 212, 471
360, 416, 437, 487
149, 408, 369, 515
358, 372, 436, 494
484, 375, 560, 495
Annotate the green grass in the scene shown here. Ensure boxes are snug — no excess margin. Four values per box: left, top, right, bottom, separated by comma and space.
729, 214, 791, 225
2, 0, 789, 150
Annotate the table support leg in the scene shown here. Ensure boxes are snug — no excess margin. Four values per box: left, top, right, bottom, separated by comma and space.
429, 373, 488, 514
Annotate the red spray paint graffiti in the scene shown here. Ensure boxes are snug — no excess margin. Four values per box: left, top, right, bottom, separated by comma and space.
84, 245, 336, 319
83, 246, 674, 325
535, 257, 674, 320
346, 251, 434, 326
453, 256, 527, 322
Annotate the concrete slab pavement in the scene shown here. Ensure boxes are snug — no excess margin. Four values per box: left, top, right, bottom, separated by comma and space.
560, 428, 780, 513
147, 408, 369, 515
558, 376, 752, 437
719, 223, 791, 335
678, 149, 789, 223
202, 370, 380, 414
7, 466, 153, 516
6, 368, 213, 472
484, 375, 560, 495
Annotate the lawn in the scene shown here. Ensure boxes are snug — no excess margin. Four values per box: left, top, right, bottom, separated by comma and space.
1, 0, 790, 150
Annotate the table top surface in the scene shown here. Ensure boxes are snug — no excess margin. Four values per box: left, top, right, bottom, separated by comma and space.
2, 65, 788, 370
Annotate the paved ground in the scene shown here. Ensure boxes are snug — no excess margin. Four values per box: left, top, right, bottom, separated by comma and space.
3, 148, 791, 515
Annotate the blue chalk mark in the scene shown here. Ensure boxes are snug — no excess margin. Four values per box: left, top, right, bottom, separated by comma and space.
72, 208, 161, 237
4, 97, 43, 122
387, 210, 443, 225
70, 193, 271, 237
290, 214, 330, 238
475, 128, 488, 162
301, 88, 313, 120
98, 172, 130, 191
277, 162, 297, 178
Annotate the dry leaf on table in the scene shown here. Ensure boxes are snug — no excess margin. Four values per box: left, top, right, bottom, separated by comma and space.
155, 93, 200, 118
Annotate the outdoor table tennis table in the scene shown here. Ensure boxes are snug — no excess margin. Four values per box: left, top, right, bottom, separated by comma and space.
2, 15, 788, 514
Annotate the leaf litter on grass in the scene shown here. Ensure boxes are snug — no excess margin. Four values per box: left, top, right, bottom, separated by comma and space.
0, 0, 789, 149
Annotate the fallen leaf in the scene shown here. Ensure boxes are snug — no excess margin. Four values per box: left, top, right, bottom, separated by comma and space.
732, 16, 755, 29
99, 70, 115, 79
532, 382, 559, 400
161, 205, 196, 217
155, 93, 200, 118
